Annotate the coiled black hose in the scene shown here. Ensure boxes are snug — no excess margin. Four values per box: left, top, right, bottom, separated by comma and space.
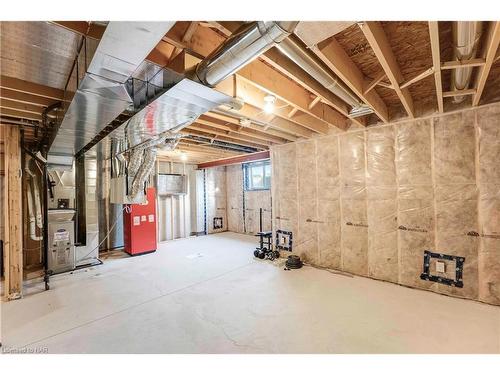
285, 255, 303, 269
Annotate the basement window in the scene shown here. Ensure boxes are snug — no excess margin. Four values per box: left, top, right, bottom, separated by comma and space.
244, 160, 271, 191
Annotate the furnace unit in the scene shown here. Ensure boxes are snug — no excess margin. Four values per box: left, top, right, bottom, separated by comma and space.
123, 187, 157, 256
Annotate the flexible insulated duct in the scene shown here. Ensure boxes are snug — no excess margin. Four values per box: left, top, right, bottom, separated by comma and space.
276, 35, 362, 109
195, 21, 299, 86
25, 159, 43, 241
451, 21, 483, 103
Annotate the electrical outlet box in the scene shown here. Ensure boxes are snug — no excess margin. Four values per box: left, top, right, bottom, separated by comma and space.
436, 261, 445, 273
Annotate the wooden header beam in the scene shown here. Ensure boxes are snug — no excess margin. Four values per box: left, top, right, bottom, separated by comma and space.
197, 150, 270, 169
360, 21, 415, 118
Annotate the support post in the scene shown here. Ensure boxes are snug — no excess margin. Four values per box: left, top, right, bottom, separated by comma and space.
2, 124, 23, 300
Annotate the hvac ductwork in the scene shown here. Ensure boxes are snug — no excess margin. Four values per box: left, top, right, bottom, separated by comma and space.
195, 21, 299, 86
49, 22, 175, 158
451, 21, 483, 103
276, 35, 363, 109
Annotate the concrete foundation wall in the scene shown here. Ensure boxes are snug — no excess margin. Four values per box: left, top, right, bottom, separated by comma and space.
226, 164, 272, 235
206, 166, 228, 234
271, 103, 500, 305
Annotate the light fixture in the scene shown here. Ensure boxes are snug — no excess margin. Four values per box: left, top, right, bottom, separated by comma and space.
239, 118, 251, 127
180, 152, 188, 162
263, 95, 276, 114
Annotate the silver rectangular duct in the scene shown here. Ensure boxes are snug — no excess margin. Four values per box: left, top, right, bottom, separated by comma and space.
108, 71, 234, 151
49, 22, 175, 158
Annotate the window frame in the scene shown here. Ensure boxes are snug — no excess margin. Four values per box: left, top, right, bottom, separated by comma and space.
243, 160, 271, 191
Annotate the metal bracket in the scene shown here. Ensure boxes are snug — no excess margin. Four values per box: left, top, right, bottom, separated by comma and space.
213, 217, 223, 230
276, 230, 293, 251
420, 250, 465, 288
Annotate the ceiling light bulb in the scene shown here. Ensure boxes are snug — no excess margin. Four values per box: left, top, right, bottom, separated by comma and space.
180, 152, 188, 162
263, 95, 276, 114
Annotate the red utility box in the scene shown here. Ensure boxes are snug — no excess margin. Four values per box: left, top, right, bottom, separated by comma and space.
124, 187, 157, 256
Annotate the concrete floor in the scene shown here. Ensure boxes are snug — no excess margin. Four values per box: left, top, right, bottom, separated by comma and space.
1, 232, 499, 353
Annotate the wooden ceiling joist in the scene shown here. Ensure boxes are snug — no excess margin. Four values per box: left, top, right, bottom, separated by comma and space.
196, 115, 287, 144
166, 22, 354, 130
472, 21, 500, 106
204, 111, 299, 142
189, 122, 273, 147
0, 76, 64, 101
0, 88, 60, 109
212, 21, 357, 128
314, 36, 390, 123
0, 108, 42, 121
227, 104, 314, 138
360, 21, 415, 118
428, 21, 444, 113
0, 99, 53, 116
219, 76, 332, 134
182, 128, 266, 150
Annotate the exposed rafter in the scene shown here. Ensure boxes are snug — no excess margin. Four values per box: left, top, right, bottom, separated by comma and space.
360, 21, 415, 118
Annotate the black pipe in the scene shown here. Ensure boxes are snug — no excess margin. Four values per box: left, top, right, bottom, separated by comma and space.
42, 102, 62, 152
42, 149, 50, 291
259, 207, 263, 233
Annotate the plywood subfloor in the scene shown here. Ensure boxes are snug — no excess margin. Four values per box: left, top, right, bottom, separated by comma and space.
1, 232, 499, 353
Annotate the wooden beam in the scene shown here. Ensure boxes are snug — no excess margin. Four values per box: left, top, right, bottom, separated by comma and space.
2, 124, 23, 300
428, 22, 444, 113
165, 22, 354, 129
400, 67, 434, 89
235, 63, 348, 131
213, 21, 355, 125
0, 99, 47, 115
182, 128, 267, 150
441, 58, 486, 70
364, 72, 386, 94
0, 108, 42, 121
218, 75, 337, 134
204, 111, 299, 142
0, 76, 64, 101
443, 89, 476, 98
259, 48, 356, 126
198, 150, 270, 169
360, 21, 415, 118
472, 21, 500, 106
197, 115, 287, 144
0, 88, 61, 107
182, 22, 199, 43
190, 122, 273, 147
315, 36, 390, 122
233, 104, 314, 138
